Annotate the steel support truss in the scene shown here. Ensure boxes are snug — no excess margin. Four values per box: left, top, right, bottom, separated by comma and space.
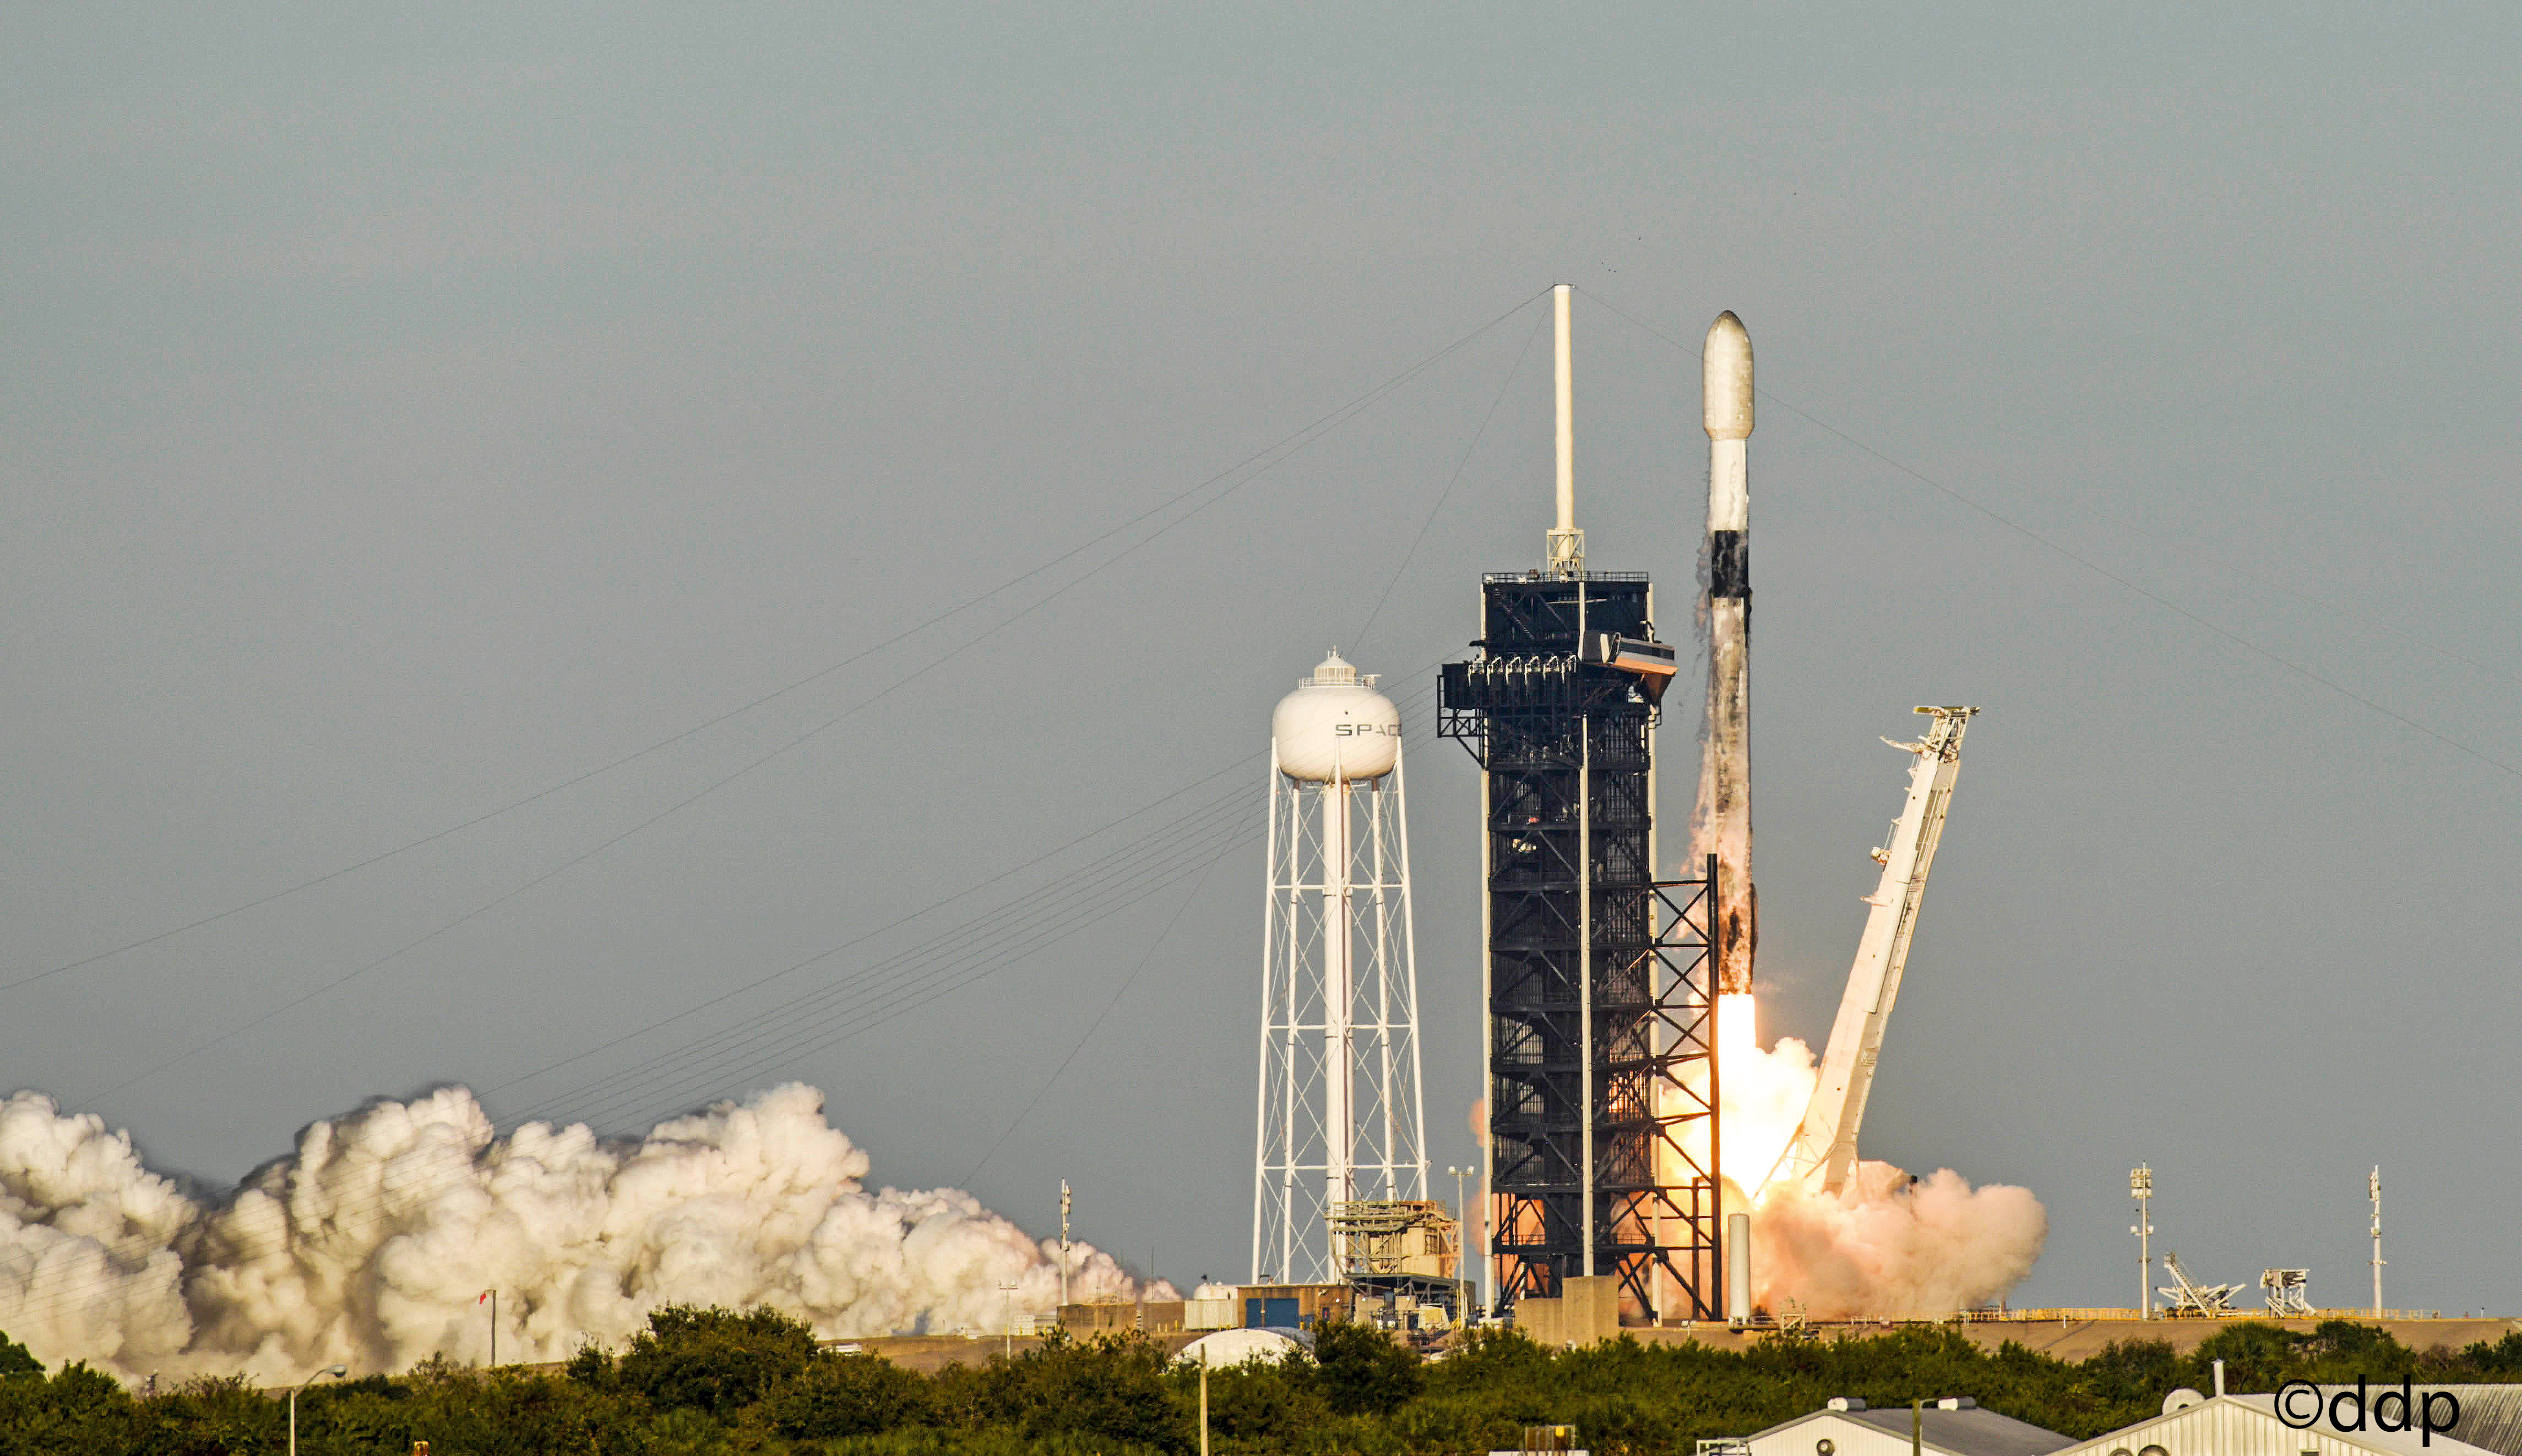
1439, 573, 1722, 1324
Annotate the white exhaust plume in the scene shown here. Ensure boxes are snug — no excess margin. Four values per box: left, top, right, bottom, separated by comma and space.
1671, 996, 2045, 1319
1748, 1162, 2045, 1321
0, 1083, 1167, 1383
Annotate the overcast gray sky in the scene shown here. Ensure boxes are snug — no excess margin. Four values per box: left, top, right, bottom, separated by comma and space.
7, 5, 2519, 1313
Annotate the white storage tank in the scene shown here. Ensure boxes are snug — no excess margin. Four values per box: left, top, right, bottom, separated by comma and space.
1271, 650, 1400, 782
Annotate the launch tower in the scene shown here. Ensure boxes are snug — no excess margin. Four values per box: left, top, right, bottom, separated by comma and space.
1439, 287, 1724, 1321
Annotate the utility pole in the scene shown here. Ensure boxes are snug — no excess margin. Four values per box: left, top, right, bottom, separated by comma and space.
1001, 1282, 1019, 1358
2369, 1166, 2384, 1316
1199, 1345, 1211, 1456
2129, 1167, 2154, 1319
478, 1289, 497, 1366
1059, 1181, 1073, 1311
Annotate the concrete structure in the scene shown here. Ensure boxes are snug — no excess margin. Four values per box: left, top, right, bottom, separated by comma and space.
1741, 1399, 2073, 1456
1933, 1317, 2521, 1364
2052, 1387, 2522, 1456
1185, 1297, 1237, 1331
1235, 1282, 1356, 1331
1512, 1274, 1624, 1348
1499, 1316, 2522, 1361
1059, 1300, 1187, 1335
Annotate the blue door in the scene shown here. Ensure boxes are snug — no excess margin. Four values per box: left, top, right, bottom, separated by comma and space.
1245, 1296, 1298, 1328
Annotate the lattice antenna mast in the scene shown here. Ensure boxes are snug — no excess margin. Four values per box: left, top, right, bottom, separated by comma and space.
1252, 651, 1427, 1284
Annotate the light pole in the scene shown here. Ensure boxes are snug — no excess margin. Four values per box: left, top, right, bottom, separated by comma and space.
2370, 1166, 2385, 1316
289, 1365, 346, 1455
477, 1289, 500, 1367
2130, 1166, 2154, 1318
1000, 1282, 1019, 1357
1447, 1165, 1472, 1321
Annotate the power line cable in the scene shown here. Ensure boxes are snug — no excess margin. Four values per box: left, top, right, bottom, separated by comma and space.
8, 288, 1546, 998
1354, 307, 1546, 652
7, 651, 1455, 1333
519, 793, 1264, 1130
961, 858, 1221, 1186
1578, 286, 2522, 784
60, 295, 1539, 1106
4, 296, 1488, 1322
476, 764, 1262, 1104
3, 777, 1262, 1327
520, 670, 1445, 1136
2063, 503, 2522, 694
547, 830, 1254, 1136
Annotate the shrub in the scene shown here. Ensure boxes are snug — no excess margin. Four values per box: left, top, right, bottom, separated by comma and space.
618, 1304, 821, 1416
757, 1349, 936, 1439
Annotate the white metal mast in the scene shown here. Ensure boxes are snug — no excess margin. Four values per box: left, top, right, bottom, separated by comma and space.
1774, 706, 1979, 1193
1251, 654, 1428, 1284
1545, 283, 1583, 577
2131, 1165, 2154, 1318
2370, 1165, 2384, 1315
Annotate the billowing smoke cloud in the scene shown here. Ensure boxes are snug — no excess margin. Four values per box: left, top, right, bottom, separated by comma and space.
1748, 1162, 2045, 1321
0, 1083, 1167, 1383
1667, 997, 2046, 1320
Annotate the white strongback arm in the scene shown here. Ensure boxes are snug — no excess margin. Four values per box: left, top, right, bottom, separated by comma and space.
1775, 706, 1978, 1194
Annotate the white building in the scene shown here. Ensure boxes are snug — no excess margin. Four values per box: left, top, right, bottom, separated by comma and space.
2052, 1387, 2522, 1456
1740, 1398, 2075, 1456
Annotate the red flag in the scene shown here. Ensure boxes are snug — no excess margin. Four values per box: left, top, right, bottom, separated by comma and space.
479, 1291, 492, 1305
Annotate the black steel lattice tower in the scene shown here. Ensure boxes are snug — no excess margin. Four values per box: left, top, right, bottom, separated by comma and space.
1439, 572, 1722, 1323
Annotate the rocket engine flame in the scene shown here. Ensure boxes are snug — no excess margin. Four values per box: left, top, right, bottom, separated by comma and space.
0, 1083, 1167, 1383
1676, 993, 2046, 1319
1713, 993, 1814, 1197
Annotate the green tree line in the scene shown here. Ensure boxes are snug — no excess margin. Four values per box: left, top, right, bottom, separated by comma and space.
3, 1310, 2519, 1455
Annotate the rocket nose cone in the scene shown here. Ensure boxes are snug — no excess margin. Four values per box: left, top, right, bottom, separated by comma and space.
1703, 311, 1754, 440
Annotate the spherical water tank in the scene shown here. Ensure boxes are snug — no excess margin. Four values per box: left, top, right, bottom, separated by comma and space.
1272, 650, 1400, 782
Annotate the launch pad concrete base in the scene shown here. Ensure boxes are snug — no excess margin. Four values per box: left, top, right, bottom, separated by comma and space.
1622, 1317, 2522, 1362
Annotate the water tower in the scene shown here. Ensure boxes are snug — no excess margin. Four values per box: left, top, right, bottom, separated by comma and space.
1251, 650, 1429, 1285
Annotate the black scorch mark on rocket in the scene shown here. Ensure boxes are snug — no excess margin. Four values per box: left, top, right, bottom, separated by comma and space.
1710, 530, 1749, 599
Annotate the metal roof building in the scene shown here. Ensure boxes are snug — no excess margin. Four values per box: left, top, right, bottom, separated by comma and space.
1742, 1399, 2078, 1456
2051, 1387, 2522, 1456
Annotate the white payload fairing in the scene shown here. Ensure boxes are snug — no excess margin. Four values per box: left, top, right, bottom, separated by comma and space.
1700, 313, 1756, 993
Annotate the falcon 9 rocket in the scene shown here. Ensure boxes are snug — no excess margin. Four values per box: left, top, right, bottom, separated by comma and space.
1700, 312, 1755, 993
